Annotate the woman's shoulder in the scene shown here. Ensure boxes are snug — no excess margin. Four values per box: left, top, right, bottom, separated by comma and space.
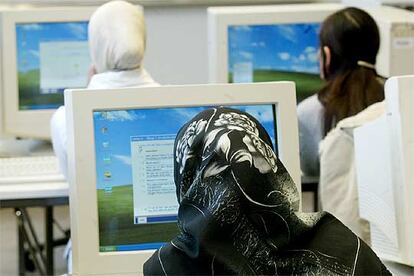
87, 68, 159, 89
290, 213, 391, 275
297, 94, 324, 130
50, 106, 66, 128
320, 101, 385, 157
297, 94, 324, 116
143, 243, 212, 276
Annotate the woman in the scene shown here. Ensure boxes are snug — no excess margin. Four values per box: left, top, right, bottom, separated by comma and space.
319, 101, 385, 244
144, 107, 389, 275
51, 0, 158, 178
50, 1, 158, 273
297, 7, 384, 176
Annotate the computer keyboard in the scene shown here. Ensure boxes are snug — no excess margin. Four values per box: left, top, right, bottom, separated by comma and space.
0, 155, 65, 184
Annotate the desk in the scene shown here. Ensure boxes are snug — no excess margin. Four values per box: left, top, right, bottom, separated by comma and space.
0, 175, 318, 274
0, 182, 69, 275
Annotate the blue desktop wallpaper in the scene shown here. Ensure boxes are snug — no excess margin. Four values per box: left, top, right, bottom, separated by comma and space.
16, 22, 89, 109
93, 105, 277, 190
229, 23, 320, 74
17, 22, 88, 72
228, 23, 324, 101
93, 105, 278, 251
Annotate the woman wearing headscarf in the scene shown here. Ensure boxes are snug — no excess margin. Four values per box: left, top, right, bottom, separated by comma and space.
144, 107, 389, 275
49, 1, 158, 273
51, 0, 158, 178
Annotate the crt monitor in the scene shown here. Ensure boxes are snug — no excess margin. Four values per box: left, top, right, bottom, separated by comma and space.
207, 3, 343, 102
66, 82, 301, 275
365, 5, 414, 78
0, 7, 95, 139
95, 105, 277, 252
354, 75, 414, 266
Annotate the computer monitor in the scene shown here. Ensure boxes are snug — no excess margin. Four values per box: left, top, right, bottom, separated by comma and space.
365, 5, 414, 78
0, 7, 95, 139
343, 0, 414, 6
354, 75, 414, 266
207, 3, 343, 102
208, 4, 414, 102
66, 82, 301, 275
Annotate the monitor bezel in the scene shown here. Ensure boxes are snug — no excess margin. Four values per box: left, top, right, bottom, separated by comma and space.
66, 82, 300, 275
382, 76, 414, 265
207, 3, 343, 84
1, 7, 95, 139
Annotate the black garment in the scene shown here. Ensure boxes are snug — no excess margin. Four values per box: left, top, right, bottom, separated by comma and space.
144, 107, 390, 275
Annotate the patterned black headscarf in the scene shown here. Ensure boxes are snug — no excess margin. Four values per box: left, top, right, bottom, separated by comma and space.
144, 107, 389, 275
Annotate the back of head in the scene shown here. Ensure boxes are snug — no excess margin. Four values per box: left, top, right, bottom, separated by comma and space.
320, 7, 379, 76
144, 106, 390, 275
88, 0, 146, 73
318, 7, 384, 135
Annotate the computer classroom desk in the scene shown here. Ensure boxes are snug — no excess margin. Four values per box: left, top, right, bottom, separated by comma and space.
0, 175, 318, 275
0, 181, 68, 275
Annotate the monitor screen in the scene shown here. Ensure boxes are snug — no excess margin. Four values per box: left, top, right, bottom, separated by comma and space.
16, 22, 90, 110
93, 105, 277, 252
228, 23, 324, 102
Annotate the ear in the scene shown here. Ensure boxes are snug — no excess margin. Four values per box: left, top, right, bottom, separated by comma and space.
319, 46, 331, 80
323, 46, 331, 72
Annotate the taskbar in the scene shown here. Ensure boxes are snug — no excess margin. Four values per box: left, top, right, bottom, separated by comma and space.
100, 242, 166, 252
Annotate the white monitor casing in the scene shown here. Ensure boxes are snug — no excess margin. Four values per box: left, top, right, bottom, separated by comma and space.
0, 6, 95, 140
354, 75, 414, 266
66, 82, 301, 275
208, 4, 414, 84
366, 6, 414, 78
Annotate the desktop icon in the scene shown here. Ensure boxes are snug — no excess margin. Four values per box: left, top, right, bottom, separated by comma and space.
103, 155, 111, 164
104, 171, 112, 179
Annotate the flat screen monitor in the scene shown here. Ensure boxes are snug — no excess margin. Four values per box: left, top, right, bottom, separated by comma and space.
1, 7, 95, 139
66, 82, 300, 275
208, 3, 343, 102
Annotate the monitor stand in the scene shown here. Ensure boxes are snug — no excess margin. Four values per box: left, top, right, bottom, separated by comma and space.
0, 137, 50, 157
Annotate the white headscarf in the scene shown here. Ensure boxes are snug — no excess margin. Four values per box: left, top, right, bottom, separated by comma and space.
88, 0, 146, 73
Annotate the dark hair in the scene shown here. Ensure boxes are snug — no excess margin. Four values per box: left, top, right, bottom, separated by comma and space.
318, 7, 385, 135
